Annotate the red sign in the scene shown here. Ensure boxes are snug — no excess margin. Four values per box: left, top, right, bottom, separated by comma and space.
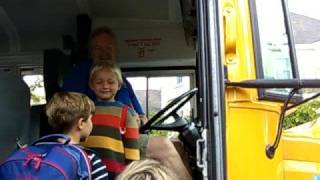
125, 38, 162, 47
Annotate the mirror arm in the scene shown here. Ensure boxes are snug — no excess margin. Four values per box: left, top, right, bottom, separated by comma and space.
226, 79, 320, 158
265, 88, 299, 159
286, 91, 320, 110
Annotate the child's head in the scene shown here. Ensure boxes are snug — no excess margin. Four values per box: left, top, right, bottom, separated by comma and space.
89, 62, 123, 101
46, 92, 95, 141
116, 159, 177, 180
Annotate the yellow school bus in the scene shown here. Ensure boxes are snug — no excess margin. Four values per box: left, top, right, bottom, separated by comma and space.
220, 0, 320, 179
0, 0, 319, 179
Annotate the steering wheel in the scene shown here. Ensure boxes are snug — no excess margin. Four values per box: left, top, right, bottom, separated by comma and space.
140, 88, 198, 133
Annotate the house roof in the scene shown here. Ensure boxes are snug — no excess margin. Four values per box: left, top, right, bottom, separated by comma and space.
290, 13, 320, 44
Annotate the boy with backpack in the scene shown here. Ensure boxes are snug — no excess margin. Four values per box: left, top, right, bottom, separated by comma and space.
0, 92, 108, 180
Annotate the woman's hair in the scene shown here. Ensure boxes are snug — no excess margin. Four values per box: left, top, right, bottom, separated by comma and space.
46, 92, 95, 133
116, 159, 177, 180
89, 61, 123, 87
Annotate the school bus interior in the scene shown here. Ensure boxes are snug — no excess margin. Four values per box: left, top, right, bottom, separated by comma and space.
0, 0, 203, 176
8, 0, 320, 179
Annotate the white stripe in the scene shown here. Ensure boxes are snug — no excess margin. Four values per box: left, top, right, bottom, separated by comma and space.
92, 166, 107, 174
88, 153, 95, 160
93, 159, 101, 166
94, 172, 108, 180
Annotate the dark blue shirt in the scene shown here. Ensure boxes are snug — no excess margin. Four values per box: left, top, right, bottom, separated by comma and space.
62, 61, 145, 115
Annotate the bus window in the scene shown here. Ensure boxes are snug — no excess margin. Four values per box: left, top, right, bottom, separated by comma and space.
288, 0, 320, 98
21, 71, 46, 106
127, 74, 193, 121
250, 0, 298, 99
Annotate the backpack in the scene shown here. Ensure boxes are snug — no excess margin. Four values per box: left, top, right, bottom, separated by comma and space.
0, 134, 91, 180
120, 105, 128, 135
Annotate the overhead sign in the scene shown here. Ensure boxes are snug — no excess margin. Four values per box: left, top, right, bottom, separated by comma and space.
125, 38, 162, 58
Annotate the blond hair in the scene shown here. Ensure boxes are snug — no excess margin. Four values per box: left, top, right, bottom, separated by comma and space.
89, 61, 123, 87
116, 159, 177, 180
46, 92, 95, 133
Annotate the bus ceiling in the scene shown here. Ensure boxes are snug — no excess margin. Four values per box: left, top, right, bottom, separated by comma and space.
0, 0, 197, 67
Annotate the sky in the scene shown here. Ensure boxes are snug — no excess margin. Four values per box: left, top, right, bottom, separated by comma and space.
288, 0, 320, 20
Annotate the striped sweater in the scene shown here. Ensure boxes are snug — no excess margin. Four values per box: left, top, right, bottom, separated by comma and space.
82, 101, 140, 179
85, 149, 108, 180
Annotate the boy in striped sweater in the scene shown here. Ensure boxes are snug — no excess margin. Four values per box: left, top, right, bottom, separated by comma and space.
82, 62, 140, 179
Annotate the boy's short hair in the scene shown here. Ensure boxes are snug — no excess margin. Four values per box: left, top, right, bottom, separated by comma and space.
89, 61, 123, 87
46, 92, 95, 133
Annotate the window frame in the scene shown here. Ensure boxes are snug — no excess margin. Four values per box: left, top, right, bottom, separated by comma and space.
122, 67, 197, 119
249, 0, 301, 101
19, 66, 46, 106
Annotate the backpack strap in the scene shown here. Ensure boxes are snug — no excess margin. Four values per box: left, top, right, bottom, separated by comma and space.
32, 134, 70, 145
120, 106, 128, 135
26, 134, 91, 179
68, 145, 92, 180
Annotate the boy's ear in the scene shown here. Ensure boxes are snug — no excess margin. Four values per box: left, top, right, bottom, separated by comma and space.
77, 118, 85, 130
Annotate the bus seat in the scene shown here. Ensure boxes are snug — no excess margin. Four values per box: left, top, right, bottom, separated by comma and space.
0, 69, 31, 161
29, 105, 43, 141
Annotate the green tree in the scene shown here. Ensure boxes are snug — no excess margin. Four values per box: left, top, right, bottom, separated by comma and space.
29, 77, 45, 105
284, 100, 320, 129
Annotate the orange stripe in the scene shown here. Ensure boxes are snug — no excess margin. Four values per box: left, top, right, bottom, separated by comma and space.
92, 114, 120, 128
124, 128, 139, 139
83, 136, 124, 153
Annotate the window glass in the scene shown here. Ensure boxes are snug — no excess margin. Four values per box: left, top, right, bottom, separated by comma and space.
148, 76, 191, 121
127, 76, 191, 120
282, 0, 320, 129
288, 0, 320, 98
22, 75, 46, 105
254, 0, 294, 95
127, 77, 147, 112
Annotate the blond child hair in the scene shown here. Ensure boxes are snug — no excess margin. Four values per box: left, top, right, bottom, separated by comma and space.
116, 159, 177, 180
89, 61, 123, 87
